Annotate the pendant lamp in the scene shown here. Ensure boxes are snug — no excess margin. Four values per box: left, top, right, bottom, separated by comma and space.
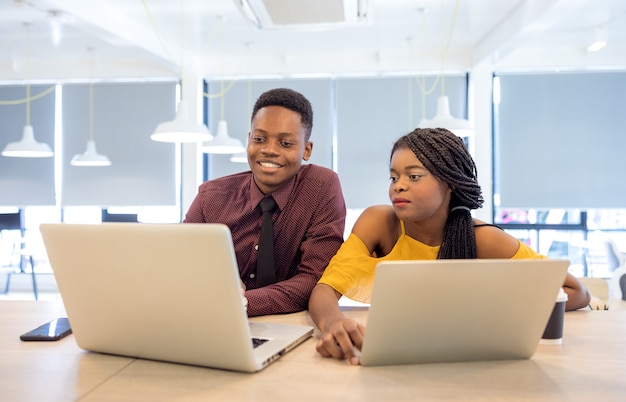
229, 72, 252, 164
150, 100, 213, 143
150, 1, 211, 143
71, 61, 111, 167
2, 125, 53, 158
2, 23, 54, 158
417, 95, 474, 138
202, 75, 245, 154
71, 140, 111, 166
202, 120, 245, 154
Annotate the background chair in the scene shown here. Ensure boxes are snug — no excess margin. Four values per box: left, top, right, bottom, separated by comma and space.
605, 239, 626, 273
610, 266, 626, 301
0, 212, 24, 270
101, 209, 138, 223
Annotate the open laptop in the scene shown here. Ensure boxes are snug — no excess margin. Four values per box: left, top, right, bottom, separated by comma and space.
359, 259, 569, 366
39, 223, 313, 373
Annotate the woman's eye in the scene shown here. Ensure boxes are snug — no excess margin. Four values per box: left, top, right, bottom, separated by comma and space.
409, 174, 421, 181
389, 176, 398, 183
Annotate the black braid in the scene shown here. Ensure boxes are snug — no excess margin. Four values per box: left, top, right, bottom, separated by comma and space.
391, 128, 484, 259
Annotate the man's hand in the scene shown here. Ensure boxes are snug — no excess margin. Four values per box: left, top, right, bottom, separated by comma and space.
240, 280, 248, 311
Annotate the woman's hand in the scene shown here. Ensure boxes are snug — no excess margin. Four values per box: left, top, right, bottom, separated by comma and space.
316, 317, 365, 365
309, 284, 365, 365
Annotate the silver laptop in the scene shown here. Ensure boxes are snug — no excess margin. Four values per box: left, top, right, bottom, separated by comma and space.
39, 223, 313, 373
359, 259, 569, 366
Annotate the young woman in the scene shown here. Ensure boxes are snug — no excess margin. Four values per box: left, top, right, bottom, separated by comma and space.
309, 127, 590, 365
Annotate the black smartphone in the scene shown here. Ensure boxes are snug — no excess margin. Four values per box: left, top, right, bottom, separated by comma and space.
20, 317, 72, 341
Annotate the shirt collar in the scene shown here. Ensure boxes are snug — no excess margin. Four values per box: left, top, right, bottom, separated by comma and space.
248, 168, 300, 212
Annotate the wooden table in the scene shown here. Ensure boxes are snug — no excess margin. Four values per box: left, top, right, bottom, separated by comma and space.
2, 300, 626, 401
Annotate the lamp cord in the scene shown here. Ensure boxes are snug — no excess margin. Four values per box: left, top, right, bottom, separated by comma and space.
25, 84, 30, 126
220, 81, 225, 120
88, 48, 95, 142
89, 80, 94, 142
179, 0, 184, 80
413, 0, 461, 101
438, 0, 461, 96
215, 15, 231, 119
203, 18, 245, 101
25, 23, 31, 126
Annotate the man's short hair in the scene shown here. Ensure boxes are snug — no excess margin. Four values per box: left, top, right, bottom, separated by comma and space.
251, 88, 313, 141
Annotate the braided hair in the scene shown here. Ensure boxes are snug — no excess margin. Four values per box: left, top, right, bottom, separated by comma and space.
391, 128, 484, 259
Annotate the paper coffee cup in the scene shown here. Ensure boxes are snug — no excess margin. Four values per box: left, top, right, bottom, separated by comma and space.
540, 288, 568, 345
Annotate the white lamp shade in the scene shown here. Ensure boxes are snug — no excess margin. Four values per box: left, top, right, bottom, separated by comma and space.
417, 96, 474, 138
150, 100, 213, 143
1, 125, 54, 158
229, 152, 248, 163
202, 120, 246, 154
71, 140, 111, 166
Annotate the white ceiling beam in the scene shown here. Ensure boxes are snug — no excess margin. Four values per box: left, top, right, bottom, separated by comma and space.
471, 0, 561, 67
42, 0, 178, 67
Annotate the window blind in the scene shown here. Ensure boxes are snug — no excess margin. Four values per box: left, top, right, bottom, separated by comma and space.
61, 82, 178, 207
0, 84, 56, 206
495, 72, 626, 209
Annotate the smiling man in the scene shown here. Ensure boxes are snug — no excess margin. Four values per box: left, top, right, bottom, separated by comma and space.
184, 88, 346, 316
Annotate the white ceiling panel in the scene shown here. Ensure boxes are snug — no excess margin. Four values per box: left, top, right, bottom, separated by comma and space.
0, 0, 625, 81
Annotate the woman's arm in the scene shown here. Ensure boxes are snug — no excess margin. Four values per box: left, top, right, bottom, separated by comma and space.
309, 284, 364, 365
309, 206, 394, 364
562, 273, 591, 310
474, 223, 591, 311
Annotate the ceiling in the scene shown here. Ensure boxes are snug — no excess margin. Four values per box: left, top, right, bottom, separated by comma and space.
1, 0, 626, 83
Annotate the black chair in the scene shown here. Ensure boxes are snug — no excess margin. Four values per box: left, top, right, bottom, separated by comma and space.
1, 212, 24, 273
0, 212, 22, 232
101, 209, 138, 223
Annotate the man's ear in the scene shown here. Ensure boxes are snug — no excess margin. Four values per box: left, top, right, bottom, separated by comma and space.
303, 141, 313, 161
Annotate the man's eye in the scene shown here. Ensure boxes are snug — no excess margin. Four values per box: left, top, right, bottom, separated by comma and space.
281, 141, 294, 147
251, 136, 265, 143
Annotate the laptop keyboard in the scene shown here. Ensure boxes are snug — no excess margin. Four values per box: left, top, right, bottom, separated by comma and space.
252, 337, 269, 348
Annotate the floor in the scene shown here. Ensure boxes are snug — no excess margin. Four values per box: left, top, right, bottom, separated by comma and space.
0, 289, 61, 301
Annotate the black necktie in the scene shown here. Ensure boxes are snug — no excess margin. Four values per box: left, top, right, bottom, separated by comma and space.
257, 196, 277, 287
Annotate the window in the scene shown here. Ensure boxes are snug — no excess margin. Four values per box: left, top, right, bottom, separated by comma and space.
204, 75, 469, 211
494, 71, 626, 278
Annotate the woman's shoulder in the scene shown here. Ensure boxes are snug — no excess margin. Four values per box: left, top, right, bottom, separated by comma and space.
354, 205, 396, 228
473, 219, 521, 258
472, 219, 502, 229
351, 205, 399, 253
